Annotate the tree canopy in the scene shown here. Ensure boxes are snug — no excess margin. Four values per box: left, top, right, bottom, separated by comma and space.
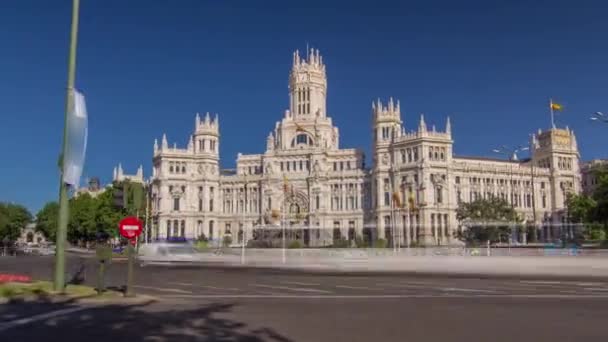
0, 202, 33, 242
456, 197, 521, 245
566, 166, 608, 241
35, 201, 59, 242
35, 181, 147, 245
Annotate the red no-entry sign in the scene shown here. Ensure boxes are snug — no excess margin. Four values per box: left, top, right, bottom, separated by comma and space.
118, 216, 143, 240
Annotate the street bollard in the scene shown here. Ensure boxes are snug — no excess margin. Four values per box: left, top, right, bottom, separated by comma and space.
125, 242, 136, 297
95, 243, 111, 294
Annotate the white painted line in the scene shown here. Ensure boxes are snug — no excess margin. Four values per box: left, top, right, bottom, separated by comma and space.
200, 285, 240, 291
170, 282, 194, 287
280, 281, 321, 286
441, 287, 497, 293
134, 285, 192, 294
160, 294, 608, 300
376, 282, 428, 288
0, 306, 89, 332
577, 282, 605, 287
251, 283, 332, 294
335, 285, 380, 291
520, 281, 565, 285
170, 282, 240, 291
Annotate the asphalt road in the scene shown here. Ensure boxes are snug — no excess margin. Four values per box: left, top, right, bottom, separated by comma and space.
2, 255, 608, 341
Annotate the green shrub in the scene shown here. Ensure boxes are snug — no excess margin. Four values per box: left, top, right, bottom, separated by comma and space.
246, 240, 272, 248
288, 240, 302, 249
222, 236, 233, 247
332, 237, 349, 248
0, 287, 18, 298
373, 238, 387, 248
355, 236, 370, 248
196, 234, 209, 242
195, 240, 208, 251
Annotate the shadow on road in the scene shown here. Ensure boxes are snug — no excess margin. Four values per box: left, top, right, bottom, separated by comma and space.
1, 299, 292, 342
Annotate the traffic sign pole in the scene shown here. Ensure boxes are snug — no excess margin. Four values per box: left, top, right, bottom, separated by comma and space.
125, 242, 135, 297
118, 216, 143, 298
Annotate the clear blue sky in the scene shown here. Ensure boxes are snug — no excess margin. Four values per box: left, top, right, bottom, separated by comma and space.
1, 0, 607, 212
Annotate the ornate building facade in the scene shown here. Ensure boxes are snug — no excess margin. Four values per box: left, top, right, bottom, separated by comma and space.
148, 49, 582, 246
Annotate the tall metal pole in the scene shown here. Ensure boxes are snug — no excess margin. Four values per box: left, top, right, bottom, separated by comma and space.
529, 136, 538, 243
241, 177, 247, 265
54, 0, 80, 292
549, 98, 555, 129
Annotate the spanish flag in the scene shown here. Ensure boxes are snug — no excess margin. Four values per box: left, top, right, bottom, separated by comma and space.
550, 102, 563, 111
283, 175, 289, 193
408, 189, 416, 210
392, 191, 402, 208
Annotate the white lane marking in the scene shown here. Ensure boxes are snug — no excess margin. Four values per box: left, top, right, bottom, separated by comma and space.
441, 287, 497, 293
335, 285, 381, 291
160, 294, 608, 299
134, 285, 192, 294
170, 282, 239, 291
577, 283, 605, 287
170, 282, 194, 286
520, 281, 566, 285
0, 306, 89, 332
200, 285, 240, 291
376, 282, 428, 288
280, 281, 321, 286
251, 283, 332, 294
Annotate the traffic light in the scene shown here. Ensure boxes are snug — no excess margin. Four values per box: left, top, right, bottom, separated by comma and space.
113, 183, 127, 209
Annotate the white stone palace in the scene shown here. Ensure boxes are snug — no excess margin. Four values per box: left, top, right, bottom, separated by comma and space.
146, 49, 582, 246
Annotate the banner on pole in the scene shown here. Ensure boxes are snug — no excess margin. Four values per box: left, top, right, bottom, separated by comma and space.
63, 88, 88, 187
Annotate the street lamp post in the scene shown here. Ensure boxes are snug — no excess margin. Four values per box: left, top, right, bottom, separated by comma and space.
590, 112, 608, 124
492, 145, 529, 244
54, 0, 80, 292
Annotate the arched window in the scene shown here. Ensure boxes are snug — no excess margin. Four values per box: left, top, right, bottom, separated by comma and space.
292, 134, 312, 147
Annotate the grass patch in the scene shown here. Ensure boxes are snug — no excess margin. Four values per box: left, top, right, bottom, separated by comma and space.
0, 281, 121, 300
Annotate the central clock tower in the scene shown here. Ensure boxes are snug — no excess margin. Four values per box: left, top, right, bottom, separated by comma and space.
289, 48, 327, 120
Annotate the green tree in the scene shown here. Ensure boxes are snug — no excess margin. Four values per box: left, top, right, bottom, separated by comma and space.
35, 201, 59, 242
456, 197, 520, 245
591, 167, 608, 224
68, 193, 98, 243
0, 202, 33, 242
94, 188, 123, 240
565, 193, 596, 223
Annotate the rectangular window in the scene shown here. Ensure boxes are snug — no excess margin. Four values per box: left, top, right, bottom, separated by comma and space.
413, 147, 419, 161
541, 182, 545, 189
299, 160, 303, 170
340, 162, 344, 171
347, 161, 351, 170
455, 176, 460, 184
306, 160, 310, 171
280, 162, 284, 171
542, 195, 546, 208
384, 192, 390, 207
209, 187, 214, 212
173, 197, 180, 211
199, 199, 203, 212
333, 162, 337, 171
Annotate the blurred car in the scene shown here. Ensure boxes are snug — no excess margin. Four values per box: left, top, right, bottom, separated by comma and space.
138, 242, 204, 266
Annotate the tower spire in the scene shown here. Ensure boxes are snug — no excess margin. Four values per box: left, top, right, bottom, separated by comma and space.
418, 114, 427, 133
446, 116, 452, 135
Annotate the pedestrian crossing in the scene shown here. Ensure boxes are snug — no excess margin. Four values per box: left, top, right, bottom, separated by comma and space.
138, 277, 608, 299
